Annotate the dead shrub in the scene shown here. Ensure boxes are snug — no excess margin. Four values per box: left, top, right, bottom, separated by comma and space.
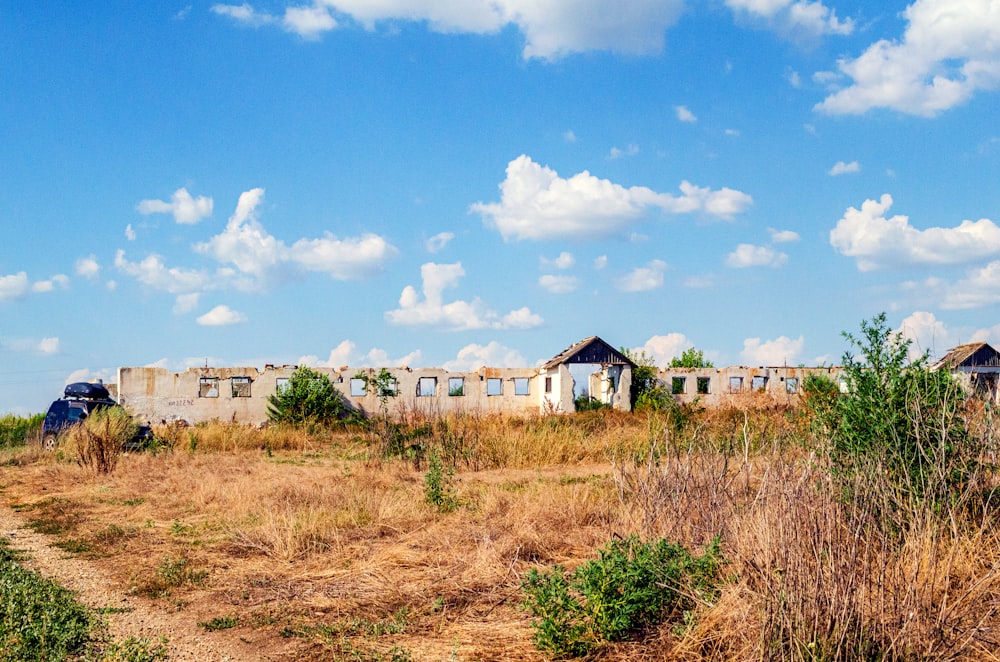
69, 406, 136, 474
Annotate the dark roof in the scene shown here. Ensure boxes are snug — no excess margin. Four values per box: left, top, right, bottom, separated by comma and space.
933, 342, 1000, 370
542, 336, 636, 370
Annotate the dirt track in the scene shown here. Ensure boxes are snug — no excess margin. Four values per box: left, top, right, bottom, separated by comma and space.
0, 506, 260, 661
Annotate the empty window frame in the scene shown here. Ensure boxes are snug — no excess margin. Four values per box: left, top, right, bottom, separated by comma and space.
350, 378, 367, 397
671, 377, 686, 395
514, 377, 530, 396
275, 377, 289, 393
486, 377, 502, 396
697, 377, 710, 394
231, 376, 251, 398
544, 376, 553, 394
729, 376, 743, 393
785, 377, 799, 394
448, 377, 464, 396
418, 376, 437, 397
752, 376, 767, 391
199, 377, 219, 398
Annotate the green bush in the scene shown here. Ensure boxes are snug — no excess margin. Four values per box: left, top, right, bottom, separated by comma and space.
267, 367, 348, 425
820, 314, 974, 531
521, 536, 723, 658
0, 413, 43, 449
423, 451, 458, 513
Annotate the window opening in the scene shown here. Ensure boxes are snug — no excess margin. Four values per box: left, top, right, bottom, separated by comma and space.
199, 377, 219, 398
418, 376, 437, 397
751, 376, 767, 391
448, 377, 464, 396
487, 378, 502, 396
275, 377, 289, 393
232, 376, 251, 398
350, 378, 366, 397
729, 377, 743, 393
544, 376, 552, 394
697, 377, 710, 394
514, 377, 529, 396
785, 377, 799, 394
671, 377, 686, 395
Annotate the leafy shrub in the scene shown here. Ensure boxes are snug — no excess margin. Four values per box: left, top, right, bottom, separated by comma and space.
423, 451, 458, 513
819, 314, 975, 531
267, 367, 348, 425
521, 536, 723, 657
0, 538, 94, 660
70, 407, 137, 475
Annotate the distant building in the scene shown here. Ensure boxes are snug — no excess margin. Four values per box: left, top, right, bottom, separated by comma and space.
933, 342, 1000, 403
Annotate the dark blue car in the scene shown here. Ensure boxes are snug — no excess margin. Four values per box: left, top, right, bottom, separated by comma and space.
42, 382, 152, 451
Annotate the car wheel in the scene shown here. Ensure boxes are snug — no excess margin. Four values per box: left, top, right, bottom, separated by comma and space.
42, 432, 58, 451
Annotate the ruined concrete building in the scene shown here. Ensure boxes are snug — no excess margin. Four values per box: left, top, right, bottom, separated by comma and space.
115, 336, 999, 427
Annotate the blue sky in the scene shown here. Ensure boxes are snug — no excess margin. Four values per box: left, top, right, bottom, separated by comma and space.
2, 0, 1000, 415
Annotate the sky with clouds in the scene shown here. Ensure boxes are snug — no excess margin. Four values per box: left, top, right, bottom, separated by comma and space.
2, 0, 999, 414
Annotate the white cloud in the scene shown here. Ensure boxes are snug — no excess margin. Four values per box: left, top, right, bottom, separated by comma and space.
563, 130, 577, 143
425, 231, 454, 253
76, 255, 100, 279
442, 341, 527, 371
0, 272, 31, 301
214, 1, 685, 60
137, 187, 213, 224
471, 155, 752, 241
539, 274, 580, 294
768, 228, 800, 243
727, 0, 853, 37
683, 274, 714, 288
828, 160, 860, 175
634, 332, 693, 367
725, 244, 788, 268
385, 262, 543, 330
37, 337, 60, 355
301, 339, 423, 368
125, 224, 136, 241
609, 144, 639, 159
173, 293, 201, 314
283, 4, 337, 39
541, 251, 575, 269
31, 274, 70, 293
674, 105, 697, 122
196, 305, 247, 326
740, 335, 804, 365
64, 368, 115, 386
816, 0, 1000, 116
593, 255, 608, 269
615, 259, 667, 292
934, 261, 1000, 309
897, 311, 953, 360
115, 250, 212, 294
830, 194, 1000, 271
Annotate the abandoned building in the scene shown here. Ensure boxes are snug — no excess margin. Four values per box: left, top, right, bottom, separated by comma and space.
933, 342, 1000, 404
113, 337, 998, 427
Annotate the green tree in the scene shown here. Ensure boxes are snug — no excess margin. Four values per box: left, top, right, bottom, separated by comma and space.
622, 349, 671, 411
267, 367, 346, 425
669, 348, 713, 368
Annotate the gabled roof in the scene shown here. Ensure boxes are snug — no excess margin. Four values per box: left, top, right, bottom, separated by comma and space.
933, 342, 1000, 370
542, 336, 636, 370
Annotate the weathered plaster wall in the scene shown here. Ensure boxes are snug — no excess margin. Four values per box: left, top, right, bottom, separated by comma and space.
657, 366, 844, 406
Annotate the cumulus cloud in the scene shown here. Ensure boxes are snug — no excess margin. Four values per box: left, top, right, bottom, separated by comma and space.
609, 144, 639, 159
615, 259, 667, 292
471, 155, 752, 241
173, 293, 201, 314
541, 251, 575, 269
815, 0, 1000, 116
0, 272, 31, 301
828, 160, 860, 175
137, 187, 213, 224
299, 339, 423, 368
726, 244, 788, 268
674, 105, 697, 122
594, 255, 608, 269
768, 228, 800, 243
727, 0, 853, 37
196, 305, 247, 326
115, 251, 212, 294
64, 368, 116, 387
740, 335, 805, 365
385, 262, 543, 330
31, 274, 70, 293
425, 231, 454, 253
76, 255, 100, 279
930, 261, 1000, 309
538, 274, 580, 294
633, 333, 693, 367
213, 0, 685, 59
830, 194, 1000, 271
125, 224, 136, 241
37, 337, 60, 355
443, 341, 527, 371
897, 310, 953, 360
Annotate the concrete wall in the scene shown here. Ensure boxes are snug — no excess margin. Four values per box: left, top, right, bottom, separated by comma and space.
657, 366, 844, 407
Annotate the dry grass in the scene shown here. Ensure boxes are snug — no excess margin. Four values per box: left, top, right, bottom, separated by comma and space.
1, 401, 998, 660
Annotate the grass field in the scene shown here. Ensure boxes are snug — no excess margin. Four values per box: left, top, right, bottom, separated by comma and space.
1, 395, 999, 660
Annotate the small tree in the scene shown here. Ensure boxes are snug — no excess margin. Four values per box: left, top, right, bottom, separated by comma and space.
670, 348, 713, 368
267, 367, 346, 425
622, 349, 672, 411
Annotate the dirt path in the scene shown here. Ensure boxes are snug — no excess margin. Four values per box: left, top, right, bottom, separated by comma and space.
0, 506, 261, 662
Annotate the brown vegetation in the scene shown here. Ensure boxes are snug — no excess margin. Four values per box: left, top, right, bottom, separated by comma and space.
1, 396, 999, 660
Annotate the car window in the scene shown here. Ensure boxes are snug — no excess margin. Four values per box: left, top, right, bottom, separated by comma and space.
67, 403, 88, 422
